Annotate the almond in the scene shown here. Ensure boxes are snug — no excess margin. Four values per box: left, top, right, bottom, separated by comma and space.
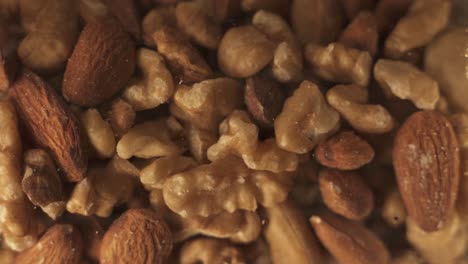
63, 17, 136, 106
393, 110, 460, 232
11, 71, 87, 182
15, 224, 83, 264
314, 130, 375, 170
310, 212, 390, 264
100, 208, 173, 264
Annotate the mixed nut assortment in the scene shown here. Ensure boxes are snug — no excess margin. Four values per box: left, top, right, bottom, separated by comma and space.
0, 0, 467, 263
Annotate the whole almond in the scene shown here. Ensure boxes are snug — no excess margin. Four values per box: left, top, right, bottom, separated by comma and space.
310, 212, 390, 264
100, 208, 173, 264
393, 110, 460, 232
15, 224, 83, 264
315, 130, 375, 170
63, 17, 135, 106
11, 71, 87, 182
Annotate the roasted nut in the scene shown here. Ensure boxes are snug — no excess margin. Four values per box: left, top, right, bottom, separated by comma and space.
319, 169, 374, 220
140, 155, 197, 190
393, 111, 460, 232
65, 214, 105, 261
341, 0, 376, 19
170, 78, 243, 131
290, 0, 344, 44
153, 26, 213, 83
11, 71, 87, 182
381, 188, 406, 228
142, 6, 176, 47
315, 130, 375, 170
176, 1, 222, 50
18, 0, 79, 74
100, 208, 173, 264
244, 238, 272, 264
0, 248, 15, 264
375, 0, 413, 34
117, 118, 186, 159
78, 0, 108, 23
179, 238, 246, 264
241, 0, 289, 16
326, 84, 395, 134
185, 124, 218, 163
66, 168, 99, 216
104, 0, 141, 41
15, 224, 83, 264
109, 98, 135, 138
18, 0, 44, 32
374, 59, 440, 110
384, 0, 451, 59
264, 199, 325, 264
244, 76, 285, 127
339, 11, 378, 56
209, 0, 242, 22
218, 25, 275, 78
304, 42, 372, 87
122, 48, 174, 111
310, 212, 390, 264
81, 108, 116, 159
22, 149, 66, 220
275, 80, 340, 154
63, 17, 136, 106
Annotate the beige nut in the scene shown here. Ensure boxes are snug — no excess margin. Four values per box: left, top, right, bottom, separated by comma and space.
66, 169, 99, 216
374, 59, 440, 110
122, 48, 174, 111
179, 238, 246, 264
78, 0, 108, 23
339, 11, 378, 56
142, 6, 176, 47
304, 42, 372, 87
0, 248, 15, 264
218, 25, 275, 78
381, 188, 407, 228
327, 84, 395, 134
18, 0, 45, 32
108, 98, 135, 138
275, 80, 340, 154
185, 124, 218, 163
140, 155, 197, 190
81, 108, 116, 159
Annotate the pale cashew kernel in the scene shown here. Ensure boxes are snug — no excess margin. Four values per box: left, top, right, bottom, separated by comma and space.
179, 237, 246, 264
81, 108, 116, 159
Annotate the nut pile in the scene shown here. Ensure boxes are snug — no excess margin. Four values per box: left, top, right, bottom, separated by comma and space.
0, 0, 467, 263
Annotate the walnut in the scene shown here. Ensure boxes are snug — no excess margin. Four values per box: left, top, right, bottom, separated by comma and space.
140, 155, 197, 190
179, 238, 246, 264
142, 6, 176, 47
81, 108, 116, 159
108, 98, 135, 138
184, 124, 218, 163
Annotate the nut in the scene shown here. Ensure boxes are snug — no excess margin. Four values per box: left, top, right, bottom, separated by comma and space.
375, 0, 413, 34
392, 250, 426, 264
122, 48, 174, 111
66, 168, 99, 216
140, 155, 197, 190
374, 59, 440, 110
80, 108, 116, 159
62, 17, 136, 106
0, 21, 19, 92
341, 0, 376, 19
179, 237, 246, 264
314, 130, 375, 170
185, 124, 218, 163
218, 25, 275, 78
304, 42, 372, 87
275, 80, 340, 154
326, 84, 395, 134
153, 26, 213, 83
104, 0, 141, 41
78, 0, 108, 23
339, 11, 378, 56
18, 0, 44, 32
21, 149, 66, 220
108, 98, 135, 138
384, 0, 451, 59
393, 111, 460, 232
318, 169, 374, 220
244, 75, 285, 127
11, 70, 87, 182
310, 212, 390, 264
15, 224, 83, 264
381, 188, 406, 228
241, 0, 289, 17
142, 6, 176, 47
100, 208, 173, 264
65, 214, 105, 261
209, 0, 242, 22
0, 248, 15, 264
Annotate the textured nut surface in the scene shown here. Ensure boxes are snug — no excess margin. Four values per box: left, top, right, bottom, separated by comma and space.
310, 212, 390, 264
100, 208, 173, 264
315, 130, 374, 170
393, 111, 460, 232
140, 155, 197, 190
104, 0, 141, 41
339, 11, 378, 56
179, 238, 246, 264
142, 6, 176, 47
63, 17, 135, 106
81, 108, 116, 159
15, 224, 83, 264
319, 169, 374, 220
11, 71, 87, 182
109, 98, 135, 138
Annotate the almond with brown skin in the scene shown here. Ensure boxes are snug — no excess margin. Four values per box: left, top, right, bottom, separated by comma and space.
318, 169, 374, 220
393, 110, 460, 232
310, 212, 390, 264
315, 130, 375, 170
63, 17, 136, 106
100, 208, 173, 264
11, 71, 87, 182
15, 224, 83, 264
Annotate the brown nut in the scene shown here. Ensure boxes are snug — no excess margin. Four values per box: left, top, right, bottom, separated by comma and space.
104, 0, 141, 41
315, 130, 375, 170
18, 0, 44, 32
393, 111, 460, 232
318, 169, 374, 220
109, 98, 135, 138
310, 212, 390, 264
241, 0, 289, 17
153, 26, 213, 83
140, 155, 197, 190
304, 42, 372, 87
185, 124, 218, 163
375, 0, 413, 34
63, 17, 136, 106
78, 0, 109, 23
339, 11, 378, 56
11, 71, 87, 182
21, 149, 66, 220
142, 6, 176, 47
275, 80, 340, 154
326, 84, 395, 134
381, 188, 407, 228
374, 59, 440, 110
244, 76, 285, 127
0, 21, 19, 92
179, 238, 246, 264
218, 25, 275, 78
81, 108, 116, 159
100, 208, 173, 264
15, 224, 83, 264
208, 0, 242, 22
341, 0, 376, 19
